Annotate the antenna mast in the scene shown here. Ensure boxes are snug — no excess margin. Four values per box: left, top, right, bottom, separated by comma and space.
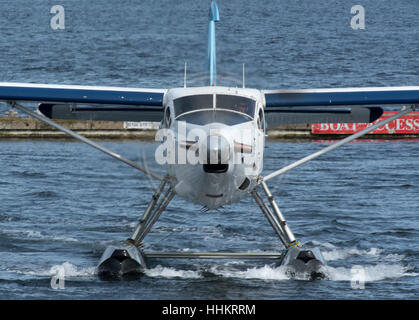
242, 63, 245, 88
184, 62, 187, 88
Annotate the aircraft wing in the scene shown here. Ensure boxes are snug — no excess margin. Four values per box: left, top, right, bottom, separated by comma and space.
0, 82, 166, 122
263, 86, 419, 125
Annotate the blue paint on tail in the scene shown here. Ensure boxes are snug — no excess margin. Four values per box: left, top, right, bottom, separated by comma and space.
207, 1, 219, 86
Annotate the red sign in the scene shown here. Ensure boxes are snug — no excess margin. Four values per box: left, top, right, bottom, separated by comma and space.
312, 112, 419, 134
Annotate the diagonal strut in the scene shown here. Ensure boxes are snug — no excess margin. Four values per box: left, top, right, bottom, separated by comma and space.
8, 101, 163, 181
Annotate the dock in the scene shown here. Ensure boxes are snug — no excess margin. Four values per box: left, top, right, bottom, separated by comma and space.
0, 113, 418, 140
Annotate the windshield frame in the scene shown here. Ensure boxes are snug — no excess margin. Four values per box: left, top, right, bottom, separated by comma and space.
175, 109, 253, 126
174, 93, 256, 120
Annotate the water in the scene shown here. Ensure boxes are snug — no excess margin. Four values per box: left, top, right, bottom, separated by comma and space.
0, 139, 417, 299
0, 0, 418, 299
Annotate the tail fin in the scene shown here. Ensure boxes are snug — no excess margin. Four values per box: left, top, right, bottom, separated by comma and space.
207, 1, 219, 86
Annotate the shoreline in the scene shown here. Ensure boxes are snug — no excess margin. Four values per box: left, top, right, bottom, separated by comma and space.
0, 116, 418, 140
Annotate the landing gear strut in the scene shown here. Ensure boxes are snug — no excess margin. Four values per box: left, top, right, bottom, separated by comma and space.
252, 181, 326, 280
98, 176, 326, 280
98, 177, 174, 279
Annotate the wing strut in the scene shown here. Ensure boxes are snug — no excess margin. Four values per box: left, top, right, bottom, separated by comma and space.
8, 101, 163, 181
262, 105, 416, 182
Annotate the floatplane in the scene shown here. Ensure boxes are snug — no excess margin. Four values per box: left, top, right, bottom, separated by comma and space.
1, 1, 418, 280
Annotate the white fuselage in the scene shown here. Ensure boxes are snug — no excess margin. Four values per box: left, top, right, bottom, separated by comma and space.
158, 86, 266, 209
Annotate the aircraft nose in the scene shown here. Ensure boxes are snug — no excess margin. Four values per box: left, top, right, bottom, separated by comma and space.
206, 134, 231, 164
207, 135, 230, 164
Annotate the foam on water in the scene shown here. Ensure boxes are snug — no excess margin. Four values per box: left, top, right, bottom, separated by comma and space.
322, 264, 418, 282
1, 229, 79, 243
8, 262, 96, 278
209, 264, 290, 281
146, 262, 417, 282
10, 259, 414, 283
322, 247, 383, 261
215, 264, 412, 282
141, 245, 418, 282
2, 230, 416, 284
144, 265, 201, 279
140, 263, 416, 282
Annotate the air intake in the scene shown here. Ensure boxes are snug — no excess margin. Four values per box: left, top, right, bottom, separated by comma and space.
203, 164, 228, 173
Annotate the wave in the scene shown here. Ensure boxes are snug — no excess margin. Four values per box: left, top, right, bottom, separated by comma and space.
322, 264, 418, 282
11, 170, 47, 179
9, 262, 96, 278
141, 244, 418, 282
141, 261, 417, 282
2, 229, 79, 243
322, 247, 383, 261
209, 264, 290, 281
143, 265, 201, 279
3, 242, 416, 284
7, 260, 415, 283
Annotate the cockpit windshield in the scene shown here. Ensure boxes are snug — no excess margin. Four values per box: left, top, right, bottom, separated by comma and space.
216, 95, 255, 118
174, 95, 213, 116
173, 94, 256, 122
176, 110, 251, 126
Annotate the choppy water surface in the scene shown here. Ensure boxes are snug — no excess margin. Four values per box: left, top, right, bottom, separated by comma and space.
0, 139, 417, 299
0, 0, 418, 299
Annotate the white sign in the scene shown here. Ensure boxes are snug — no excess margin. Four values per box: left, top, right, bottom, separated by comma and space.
123, 122, 160, 130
